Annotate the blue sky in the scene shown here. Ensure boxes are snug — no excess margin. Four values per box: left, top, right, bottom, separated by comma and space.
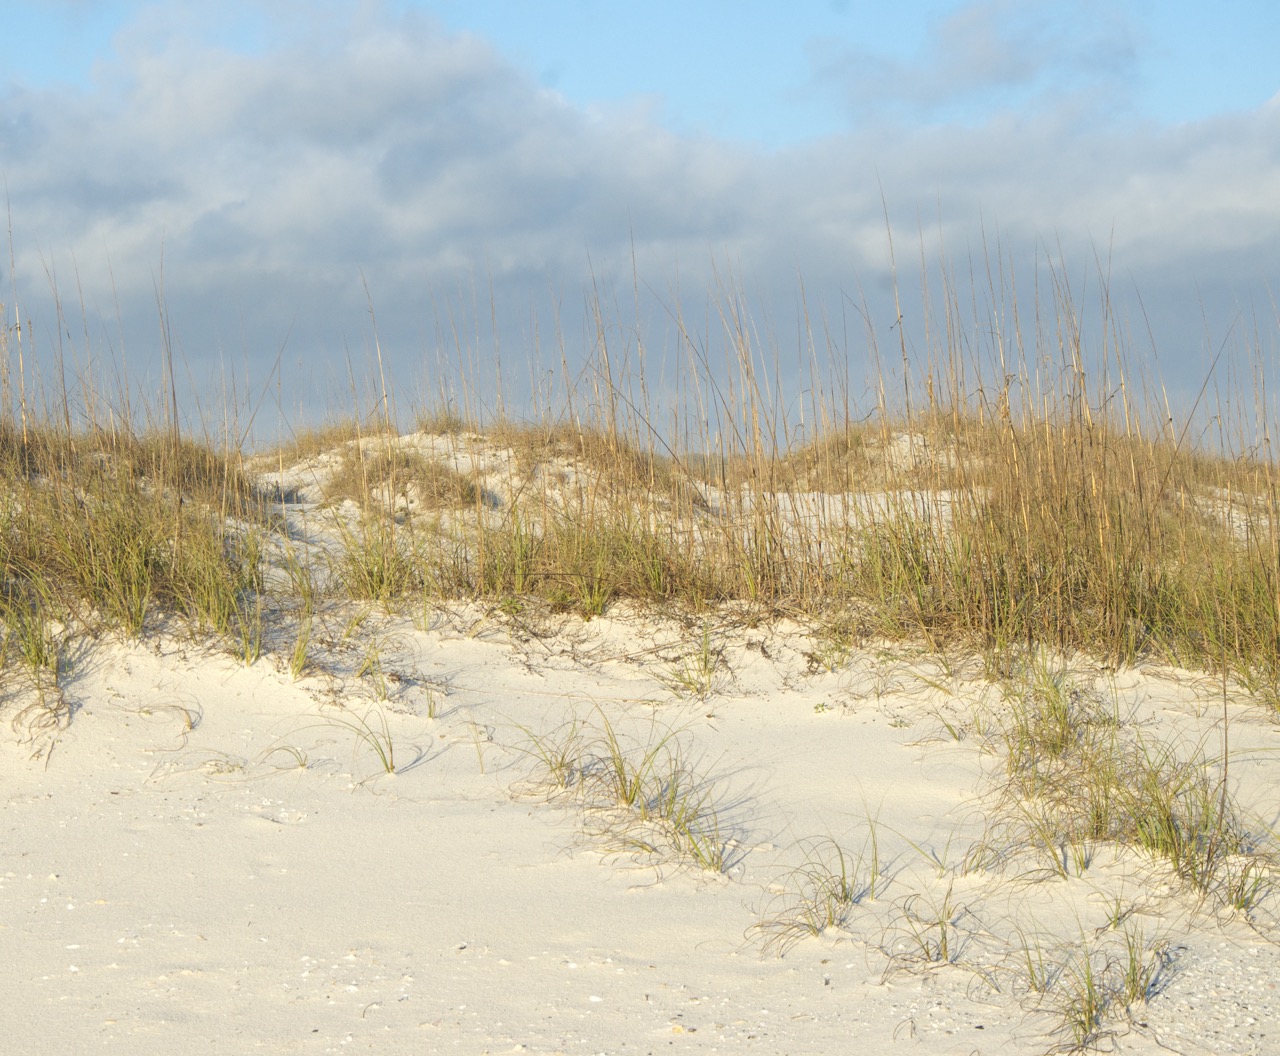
7, 1, 1279, 138
1, 1, 1278, 429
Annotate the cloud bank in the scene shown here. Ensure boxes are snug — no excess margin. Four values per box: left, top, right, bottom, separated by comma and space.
1, 2, 1276, 429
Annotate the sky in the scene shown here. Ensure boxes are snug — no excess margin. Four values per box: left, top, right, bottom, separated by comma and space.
1, 0, 1278, 437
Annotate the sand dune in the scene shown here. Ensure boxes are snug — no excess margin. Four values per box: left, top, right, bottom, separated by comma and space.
4, 430, 1280, 1055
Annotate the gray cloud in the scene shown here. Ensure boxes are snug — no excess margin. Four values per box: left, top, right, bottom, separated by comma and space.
0, 2, 1274, 433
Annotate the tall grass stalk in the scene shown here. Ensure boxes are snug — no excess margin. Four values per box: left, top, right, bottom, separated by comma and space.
7, 242, 1280, 700
301, 246, 1280, 700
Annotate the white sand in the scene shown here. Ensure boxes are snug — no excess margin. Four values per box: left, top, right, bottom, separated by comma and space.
4, 442, 1280, 1055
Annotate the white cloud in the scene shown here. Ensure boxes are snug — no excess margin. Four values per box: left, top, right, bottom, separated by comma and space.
809, 0, 1138, 121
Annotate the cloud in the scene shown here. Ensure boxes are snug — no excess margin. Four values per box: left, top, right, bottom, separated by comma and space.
0, 1, 1274, 428
4, 10, 764, 317
809, 0, 1139, 122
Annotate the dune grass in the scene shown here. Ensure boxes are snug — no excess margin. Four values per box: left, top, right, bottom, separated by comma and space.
1, 237, 1275, 706
750, 833, 884, 956
302, 336, 1280, 708
518, 711, 729, 874
972, 652, 1276, 911
8, 243, 1275, 696
0, 418, 266, 665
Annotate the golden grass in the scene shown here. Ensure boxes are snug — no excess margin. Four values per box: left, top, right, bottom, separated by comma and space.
4, 247, 1279, 693
0, 416, 265, 660
272, 359, 1280, 692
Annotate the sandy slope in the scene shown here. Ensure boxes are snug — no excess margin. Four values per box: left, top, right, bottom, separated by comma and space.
4, 437, 1280, 1055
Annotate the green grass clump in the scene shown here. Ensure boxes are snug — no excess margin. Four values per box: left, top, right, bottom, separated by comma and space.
983, 654, 1276, 904
1035, 926, 1175, 1053
0, 423, 264, 647
416, 405, 471, 435
465, 512, 720, 616
332, 519, 425, 602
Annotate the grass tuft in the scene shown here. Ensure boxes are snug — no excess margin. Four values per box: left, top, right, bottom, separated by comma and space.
518, 711, 730, 873
750, 833, 884, 955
